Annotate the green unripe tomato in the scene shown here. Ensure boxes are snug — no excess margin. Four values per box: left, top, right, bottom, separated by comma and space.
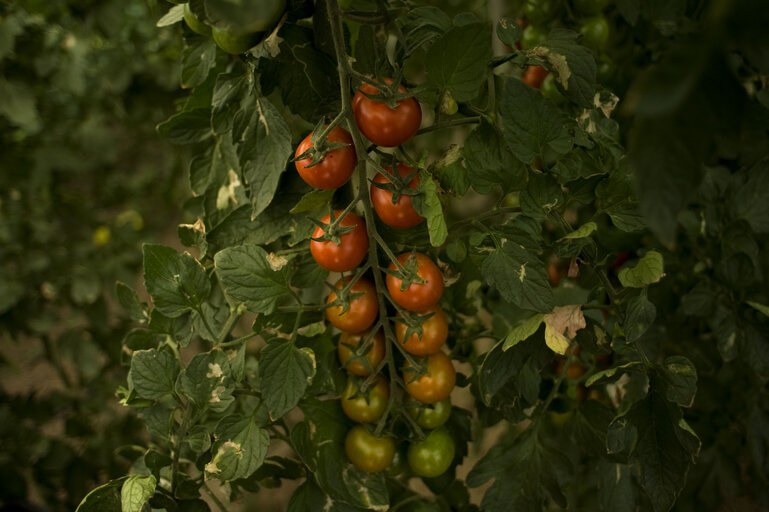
345, 425, 395, 473
541, 73, 566, 103
524, 0, 558, 23
407, 427, 455, 478
521, 25, 548, 50
183, 4, 211, 36
212, 27, 262, 54
407, 397, 452, 430
572, 0, 610, 15
341, 377, 389, 424
579, 16, 610, 50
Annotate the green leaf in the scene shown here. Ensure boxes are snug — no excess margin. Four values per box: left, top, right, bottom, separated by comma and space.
205, 415, 270, 481
520, 171, 564, 221
157, 4, 184, 26
75, 477, 127, 512
176, 349, 234, 411
116, 282, 145, 322
478, 340, 520, 405
464, 122, 527, 194
291, 189, 335, 214
436, 145, 470, 197
747, 300, 769, 318
496, 18, 522, 48
157, 108, 213, 145
618, 250, 664, 288
624, 290, 656, 341
500, 78, 573, 165
416, 169, 448, 247
597, 462, 635, 512
558, 221, 597, 241
660, 356, 697, 407
260, 339, 317, 419
503, 314, 545, 350
534, 29, 597, 108
143, 244, 211, 318
215, 244, 293, 314
399, 6, 452, 55
259, 25, 340, 121
585, 362, 643, 387
0, 13, 25, 61
241, 96, 292, 219
612, 391, 700, 512
425, 22, 492, 102
734, 161, 769, 233
0, 78, 40, 133
128, 349, 180, 400
482, 242, 554, 313
120, 474, 156, 512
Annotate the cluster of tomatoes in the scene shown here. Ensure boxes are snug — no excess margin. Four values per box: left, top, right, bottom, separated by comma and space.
518, 0, 612, 99
172, 0, 286, 55
293, 80, 457, 478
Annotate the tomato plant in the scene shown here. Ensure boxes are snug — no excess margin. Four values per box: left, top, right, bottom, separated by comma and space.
345, 425, 396, 474
403, 351, 456, 404
352, 80, 422, 147
407, 427, 456, 478
386, 253, 444, 312
337, 329, 385, 376
57, 0, 769, 510
294, 126, 357, 189
326, 277, 379, 333
341, 377, 389, 423
395, 305, 448, 356
371, 163, 424, 228
407, 397, 452, 429
310, 210, 368, 272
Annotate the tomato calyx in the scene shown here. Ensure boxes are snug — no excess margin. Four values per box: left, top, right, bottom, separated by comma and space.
370, 163, 421, 205
309, 208, 360, 246
383, 252, 429, 291
339, 329, 384, 375
293, 119, 354, 168
355, 76, 419, 110
326, 274, 371, 316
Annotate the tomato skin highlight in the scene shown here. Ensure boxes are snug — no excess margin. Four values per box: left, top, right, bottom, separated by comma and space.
310, 211, 368, 272
338, 329, 385, 376
326, 277, 378, 333
345, 425, 395, 473
352, 80, 422, 147
294, 126, 357, 190
523, 65, 549, 89
212, 27, 261, 54
371, 163, 423, 228
407, 396, 451, 429
407, 427, 455, 478
341, 377, 389, 423
386, 253, 444, 312
395, 305, 448, 356
403, 351, 456, 404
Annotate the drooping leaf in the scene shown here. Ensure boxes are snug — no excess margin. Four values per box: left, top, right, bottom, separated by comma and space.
618, 250, 664, 288
120, 475, 156, 512
260, 339, 317, 419
205, 415, 270, 481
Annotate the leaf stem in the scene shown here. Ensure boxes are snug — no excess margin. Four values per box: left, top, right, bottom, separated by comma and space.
215, 304, 244, 346
201, 483, 228, 512
414, 116, 482, 136
171, 404, 194, 495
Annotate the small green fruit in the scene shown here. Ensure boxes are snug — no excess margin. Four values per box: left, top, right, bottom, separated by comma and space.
212, 27, 261, 54
183, 4, 211, 36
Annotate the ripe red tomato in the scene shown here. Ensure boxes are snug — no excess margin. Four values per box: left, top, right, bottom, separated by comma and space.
523, 65, 549, 89
395, 305, 448, 356
345, 425, 395, 473
310, 211, 368, 272
371, 163, 423, 229
338, 329, 385, 376
294, 126, 357, 190
341, 377, 389, 423
403, 351, 456, 404
386, 253, 444, 312
407, 427, 455, 478
352, 79, 422, 147
326, 277, 378, 333
406, 396, 451, 429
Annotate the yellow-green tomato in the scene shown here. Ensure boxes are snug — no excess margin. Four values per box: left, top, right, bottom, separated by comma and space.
345, 425, 395, 473
406, 397, 451, 430
183, 4, 211, 36
212, 27, 261, 54
579, 16, 610, 49
407, 427, 455, 478
341, 377, 389, 424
